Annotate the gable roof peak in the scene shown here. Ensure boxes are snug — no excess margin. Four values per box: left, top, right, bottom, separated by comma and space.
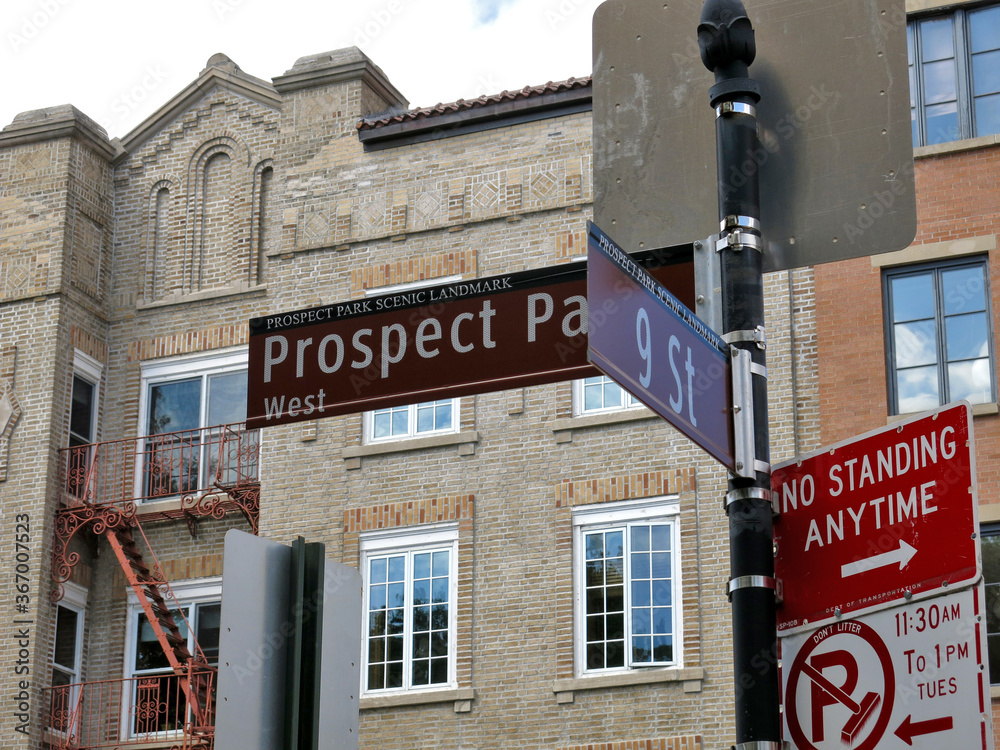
202, 52, 241, 76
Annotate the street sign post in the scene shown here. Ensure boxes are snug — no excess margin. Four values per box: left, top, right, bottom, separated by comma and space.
773, 402, 980, 634
781, 586, 992, 750
586, 222, 734, 469
247, 248, 694, 429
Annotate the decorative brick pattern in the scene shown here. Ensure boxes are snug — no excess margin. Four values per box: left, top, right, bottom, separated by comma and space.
0, 346, 21, 480
556, 468, 696, 507
127, 323, 247, 361
350, 250, 477, 293
555, 229, 587, 262
343, 494, 474, 533
70, 326, 108, 364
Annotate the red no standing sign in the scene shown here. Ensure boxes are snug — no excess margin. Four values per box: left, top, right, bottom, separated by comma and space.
773, 403, 980, 634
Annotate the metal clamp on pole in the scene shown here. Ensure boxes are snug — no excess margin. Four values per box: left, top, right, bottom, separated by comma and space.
723, 326, 766, 350
725, 486, 778, 516
732, 742, 786, 750
716, 100, 757, 118
722, 215, 762, 233
714, 230, 765, 254
727, 575, 778, 601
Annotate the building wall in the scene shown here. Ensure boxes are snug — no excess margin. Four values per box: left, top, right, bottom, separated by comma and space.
0, 49, 820, 749
0, 109, 115, 747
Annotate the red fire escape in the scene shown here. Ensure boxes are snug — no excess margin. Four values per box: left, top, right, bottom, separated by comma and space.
46, 423, 260, 750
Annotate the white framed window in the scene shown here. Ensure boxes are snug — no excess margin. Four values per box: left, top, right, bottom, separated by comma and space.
123, 579, 221, 738
67, 352, 102, 498
362, 277, 463, 444
52, 582, 87, 685
48, 582, 87, 735
575, 375, 643, 415
137, 348, 248, 499
70, 351, 102, 448
361, 525, 458, 694
573, 498, 682, 675
364, 399, 459, 443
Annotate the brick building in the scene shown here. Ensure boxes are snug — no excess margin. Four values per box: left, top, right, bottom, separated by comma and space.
0, 42, 822, 749
10, 0, 995, 743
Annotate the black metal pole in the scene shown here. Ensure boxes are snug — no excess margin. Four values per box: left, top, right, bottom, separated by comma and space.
697, 1, 781, 748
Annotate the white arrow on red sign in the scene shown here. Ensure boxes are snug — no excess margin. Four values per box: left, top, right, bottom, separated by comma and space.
841, 540, 917, 579
773, 402, 979, 633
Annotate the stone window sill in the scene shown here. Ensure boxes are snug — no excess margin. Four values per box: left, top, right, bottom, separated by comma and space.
360, 687, 475, 712
887, 402, 998, 424
552, 666, 705, 703
914, 133, 1000, 158
550, 407, 658, 443
137, 282, 267, 310
343, 431, 479, 469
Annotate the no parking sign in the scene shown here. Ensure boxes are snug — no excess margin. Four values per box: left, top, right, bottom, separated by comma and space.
781, 548, 991, 748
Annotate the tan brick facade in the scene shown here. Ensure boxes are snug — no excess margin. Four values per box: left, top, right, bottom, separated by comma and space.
0, 47, 821, 750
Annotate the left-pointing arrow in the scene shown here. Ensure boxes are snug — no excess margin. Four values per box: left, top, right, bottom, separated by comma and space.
841, 540, 917, 578
894, 714, 953, 745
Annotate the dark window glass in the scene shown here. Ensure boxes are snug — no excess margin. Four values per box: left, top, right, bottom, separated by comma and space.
53, 606, 79, 673
69, 376, 95, 447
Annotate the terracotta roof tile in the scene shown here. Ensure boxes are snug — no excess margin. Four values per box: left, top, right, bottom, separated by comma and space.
357, 76, 592, 131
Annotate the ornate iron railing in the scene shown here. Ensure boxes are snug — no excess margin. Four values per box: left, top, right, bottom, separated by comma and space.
52, 423, 261, 602
60, 422, 260, 509
43, 667, 215, 750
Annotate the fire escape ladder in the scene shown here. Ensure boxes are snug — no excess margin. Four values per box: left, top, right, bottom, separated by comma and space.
103, 522, 214, 732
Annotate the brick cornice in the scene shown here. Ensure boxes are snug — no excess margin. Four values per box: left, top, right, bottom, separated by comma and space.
0, 104, 117, 160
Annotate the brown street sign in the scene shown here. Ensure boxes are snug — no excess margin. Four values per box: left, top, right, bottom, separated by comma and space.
247, 247, 694, 428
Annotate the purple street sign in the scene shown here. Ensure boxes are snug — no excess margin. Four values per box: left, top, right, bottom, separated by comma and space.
587, 222, 734, 469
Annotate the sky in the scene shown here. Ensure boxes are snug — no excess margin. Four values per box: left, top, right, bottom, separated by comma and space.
1, 0, 605, 140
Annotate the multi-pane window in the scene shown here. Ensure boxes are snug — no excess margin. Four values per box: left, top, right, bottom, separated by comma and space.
362, 529, 457, 693
48, 583, 86, 735
365, 399, 458, 442
883, 258, 995, 414
576, 375, 642, 415
139, 350, 248, 498
908, 4, 1000, 146
574, 500, 681, 674
127, 587, 220, 737
362, 278, 462, 445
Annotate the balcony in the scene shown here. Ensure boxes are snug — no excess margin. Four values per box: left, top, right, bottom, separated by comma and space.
61, 422, 259, 517
52, 423, 260, 600
44, 667, 215, 750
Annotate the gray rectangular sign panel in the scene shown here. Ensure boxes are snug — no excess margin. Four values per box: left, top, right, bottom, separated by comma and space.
216, 529, 361, 750
593, 0, 916, 272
